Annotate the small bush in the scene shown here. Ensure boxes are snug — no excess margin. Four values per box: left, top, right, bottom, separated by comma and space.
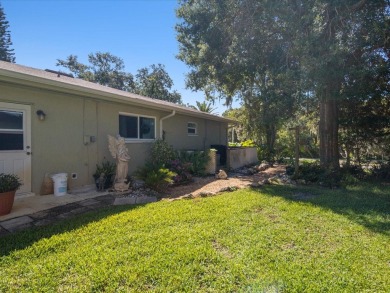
340, 164, 367, 181
135, 163, 176, 192
176, 150, 210, 176
241, 140, 256, 147
291, 162, 340, 187
150, 140, 176, 168
291, 162, 372, 187
370, 161, 390, 181
0, 173, 22, 192
169, 159, 193, 185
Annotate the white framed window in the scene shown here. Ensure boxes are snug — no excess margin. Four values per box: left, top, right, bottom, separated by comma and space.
119, 113, 156, 141
187, 122, 197, 136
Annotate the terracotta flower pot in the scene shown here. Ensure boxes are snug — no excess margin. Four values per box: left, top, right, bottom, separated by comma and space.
0, 190, 16, 216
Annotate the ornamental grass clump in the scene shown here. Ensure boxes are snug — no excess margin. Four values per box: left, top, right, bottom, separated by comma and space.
135, 163, 176, 192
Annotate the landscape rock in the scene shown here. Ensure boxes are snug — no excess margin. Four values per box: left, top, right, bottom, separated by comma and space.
132, 179, 145, 189
257, 163, 271, 171
215, 169, 228, 180
251, 182, 263, 188
182, 193, 194, 199
199, 191, 216, 197
219, 186, 239, 192
263, 179, 271, 185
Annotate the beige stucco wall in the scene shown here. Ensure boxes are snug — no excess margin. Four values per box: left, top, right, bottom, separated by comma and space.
163, 114, 228, 150
227, 147, 259, 170
0, 82, 228, 194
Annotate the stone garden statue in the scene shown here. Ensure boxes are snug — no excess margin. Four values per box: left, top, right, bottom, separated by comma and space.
108, 135, 131, 191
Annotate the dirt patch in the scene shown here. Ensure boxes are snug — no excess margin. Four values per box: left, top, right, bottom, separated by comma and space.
164, 165, 286, 200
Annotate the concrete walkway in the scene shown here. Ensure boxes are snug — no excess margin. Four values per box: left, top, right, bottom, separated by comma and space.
0, 192, 157, 237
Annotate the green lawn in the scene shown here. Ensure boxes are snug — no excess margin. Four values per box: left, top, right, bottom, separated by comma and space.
1, 184, 389, 292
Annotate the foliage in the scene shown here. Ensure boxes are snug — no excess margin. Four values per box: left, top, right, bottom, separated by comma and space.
92, 160, 116, 189
57, 52, 135, 91
135, 162, 176, 192
134, 64, 182, 104
290, 162, 336, 187
168, 159, 193, 185
370, 161, 390, 181
150, 139, 176, 168
223, 107, 250, 142
188, 101, 216, 113
241, 140, 256, 147
57, 53, 182, 104
176, 150, 210, 176
1, 185, 389, 291
0, 173, 22, 193
228, 140, 256, 148
92, 160, 116, 178
290, 161, 372, 187
0, 3, 15, 62
176, 0, 389, 170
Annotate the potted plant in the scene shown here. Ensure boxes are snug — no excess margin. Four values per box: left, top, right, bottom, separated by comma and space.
93, 160, 116, 190
0, 173, 22, 216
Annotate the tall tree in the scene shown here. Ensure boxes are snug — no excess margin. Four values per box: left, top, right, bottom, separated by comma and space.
176, 0, 301, 161
57, 54, 182, 104
176, 0, 389, 169
57, 52, 135, 92
0, 3, 15, 63
134, 64, 182, 104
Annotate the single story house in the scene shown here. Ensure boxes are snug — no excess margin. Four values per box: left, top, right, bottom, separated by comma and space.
0, 61, 234, 196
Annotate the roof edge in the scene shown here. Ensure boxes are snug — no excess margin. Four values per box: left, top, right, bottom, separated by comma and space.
0, 61, 237, 123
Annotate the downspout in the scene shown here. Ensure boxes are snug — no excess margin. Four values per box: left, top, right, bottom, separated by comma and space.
159, 110, 176, 139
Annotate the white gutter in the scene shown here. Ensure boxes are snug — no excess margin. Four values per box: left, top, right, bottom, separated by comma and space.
160, 110, 176, 139
0, 62, 237, 123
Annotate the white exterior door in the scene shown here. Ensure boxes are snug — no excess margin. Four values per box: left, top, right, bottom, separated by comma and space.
0, 102, 32, 195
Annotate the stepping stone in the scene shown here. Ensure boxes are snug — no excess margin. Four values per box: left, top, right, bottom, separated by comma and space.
113, 197, 136, 206
0, 216, 34, 232
78, 199, 101, 207
136, 196, 157, 204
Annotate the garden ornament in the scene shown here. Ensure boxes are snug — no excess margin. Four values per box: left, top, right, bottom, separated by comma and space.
108, 135, 131, 191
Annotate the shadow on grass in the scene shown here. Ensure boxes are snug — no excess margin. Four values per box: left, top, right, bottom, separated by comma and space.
256, 183, 390, 236
0, 204, 144, 257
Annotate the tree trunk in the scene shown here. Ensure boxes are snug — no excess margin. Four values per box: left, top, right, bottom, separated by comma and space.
265, 123, 276, 163
319, 98, 340, 169
345, 144, 352, 167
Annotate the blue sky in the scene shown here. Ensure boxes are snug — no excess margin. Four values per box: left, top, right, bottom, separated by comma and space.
1, 0, 236, 115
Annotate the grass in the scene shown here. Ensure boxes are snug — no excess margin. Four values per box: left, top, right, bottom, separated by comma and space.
0, 183, 389, 292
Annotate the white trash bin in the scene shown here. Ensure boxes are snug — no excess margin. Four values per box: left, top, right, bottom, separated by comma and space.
51, 173, 68, 196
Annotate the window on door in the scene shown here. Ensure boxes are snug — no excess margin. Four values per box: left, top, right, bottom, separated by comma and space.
0, 110, 24, 150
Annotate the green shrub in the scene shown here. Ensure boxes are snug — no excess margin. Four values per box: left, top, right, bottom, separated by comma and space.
0, 173, 22, 193
150, 140, 176, 168
340, 164, 367, 181
241, 140, 256, 147
93, 160, 116, 178
135, 163, 176, 192
291, 162, 372, 187
169, 159, 193, 184
291, 162, 340, 187
93, 160, 116, 189
228, 142, 241, 147
370, 161, 390, 181
176, 150, 210, 176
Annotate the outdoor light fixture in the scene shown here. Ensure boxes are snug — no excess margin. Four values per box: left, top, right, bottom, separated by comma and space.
36, 110, 46, 121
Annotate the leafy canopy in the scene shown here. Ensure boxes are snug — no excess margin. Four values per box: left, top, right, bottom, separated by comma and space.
57, 52, 182, 104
